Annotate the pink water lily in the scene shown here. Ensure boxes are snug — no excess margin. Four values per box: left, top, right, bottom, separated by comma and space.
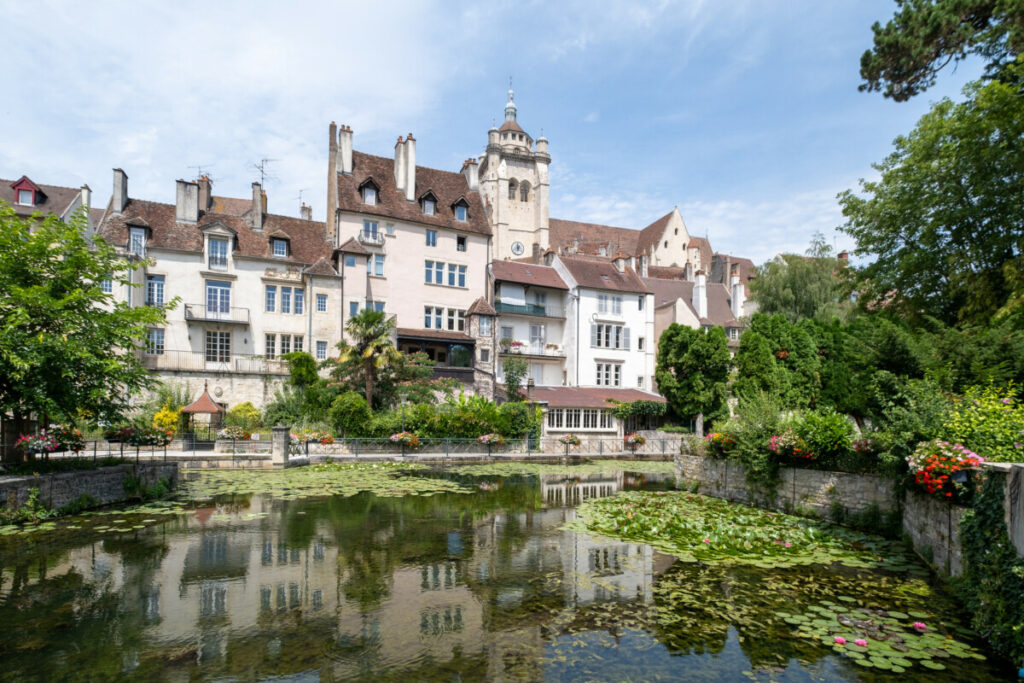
784, 542, 792, 547
854, 639, 867, 647
833, 636, 847, 645
913, 621, 927, 631
702, 538, 711, 544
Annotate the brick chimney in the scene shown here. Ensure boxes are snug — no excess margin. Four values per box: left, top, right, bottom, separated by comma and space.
175, 179, 199, 223
300, 203, 312, 221
112, 168, 128, 214
251, 181, 265, 231
197, 175, 212, 212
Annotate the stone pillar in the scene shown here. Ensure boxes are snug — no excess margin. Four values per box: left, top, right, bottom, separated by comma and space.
271, 426, 290, 467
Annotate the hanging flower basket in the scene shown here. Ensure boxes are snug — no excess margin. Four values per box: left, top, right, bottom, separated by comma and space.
478, 433, 505, 446
624, 433, 647, 446
389, 432, 420, 448
907, 440, 983, 502
558, 434, 581, 447
218, 426, 252, 440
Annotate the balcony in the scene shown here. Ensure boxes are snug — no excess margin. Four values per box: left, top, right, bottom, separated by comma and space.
499, 341, 565, 358
357, 230, 385, 246
494, 301, 563, 318
140, 350, 289, 375
184, 304, 251, 325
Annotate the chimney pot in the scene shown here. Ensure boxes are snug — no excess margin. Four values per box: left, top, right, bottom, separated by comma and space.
112, 168, 128, 214
300, 203, 312, 221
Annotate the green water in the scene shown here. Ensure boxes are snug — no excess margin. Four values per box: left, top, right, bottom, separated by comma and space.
0, 464, 1013, 681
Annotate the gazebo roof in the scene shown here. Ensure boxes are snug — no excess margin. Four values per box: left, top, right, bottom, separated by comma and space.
180, 384, 225, 414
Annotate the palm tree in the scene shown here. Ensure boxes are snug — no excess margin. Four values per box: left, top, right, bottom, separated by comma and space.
335, 309, 400, 409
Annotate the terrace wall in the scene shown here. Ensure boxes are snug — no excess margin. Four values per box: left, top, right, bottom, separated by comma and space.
0, 463, 178, 512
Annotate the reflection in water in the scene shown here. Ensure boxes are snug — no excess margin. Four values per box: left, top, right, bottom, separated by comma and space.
0, 469, 1011, 682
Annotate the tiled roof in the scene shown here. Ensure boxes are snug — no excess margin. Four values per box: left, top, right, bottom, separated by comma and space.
1, 177, 83, 220
336, 236, 369, 255
336, 151, 490, 236
304, 257, 338, 276
647, 265, 687, 280
643, 277, 741, 329
96, 196, 332, 266
524, 386, 666, 409
644, 277, 694, 309
498, 119, 525, 134
181, 386, 225, 414
467, 297, 496, 316
560, 255, 650, 293
549, 217, 640, 256
706, 283, 739, 328
491, 260, 568, 290
396, 327, 474, 343
688, 236, 713, 269
635, 210, 674, 255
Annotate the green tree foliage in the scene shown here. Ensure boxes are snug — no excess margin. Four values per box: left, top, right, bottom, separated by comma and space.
502, 356, 528, 402
331, 310, 400, 409
655, 324, 731, 434
750, 233, 851, 323
860, 0, 1024, 101
0, 204, 171, 452
940, 383, 1024, 461
225, 401, 261, 430
839, 72, 1024, 326
329, 391, 372, 437
733, 314, 821, 409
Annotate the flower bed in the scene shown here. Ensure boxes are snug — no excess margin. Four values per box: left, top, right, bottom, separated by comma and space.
703, 432, 735, 458
625, 433, 647, 447
217, 426, 252, 440
389, 431, 419, 448
907, 440, 983, 501
558, 434, 581, 447
478, 433, 505, 446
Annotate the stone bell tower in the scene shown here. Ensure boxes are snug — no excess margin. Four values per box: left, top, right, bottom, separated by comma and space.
479, 83, 550, 261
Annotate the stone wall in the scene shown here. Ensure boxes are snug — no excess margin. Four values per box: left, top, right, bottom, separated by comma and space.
902, 490, 966, 576
0, 463, 178, 512
673, 454, 897, 519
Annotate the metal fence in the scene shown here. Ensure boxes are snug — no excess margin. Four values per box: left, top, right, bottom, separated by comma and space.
285, 435, 684, 459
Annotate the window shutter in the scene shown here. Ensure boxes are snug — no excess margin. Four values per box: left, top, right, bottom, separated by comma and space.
589, 324, 598, 347
623, 327, 631, 350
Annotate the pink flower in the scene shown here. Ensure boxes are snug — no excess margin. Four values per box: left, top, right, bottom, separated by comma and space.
834, 637, 847, 645
784, 542, 792, 547
913, 622, 927, 631
854, 639, 867, 647
702, 538, 711, 544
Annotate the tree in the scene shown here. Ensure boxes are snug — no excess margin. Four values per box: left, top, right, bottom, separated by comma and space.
501, 356, 528, 402
331, 309, 401, 410
839, 73, 1024, 326
749, 233, 851, 322
329, 391, 371, 437
0, 204, 171, 459
654, 324, 731, 436
732, 314, 821, 409
860, 0, 1024, 101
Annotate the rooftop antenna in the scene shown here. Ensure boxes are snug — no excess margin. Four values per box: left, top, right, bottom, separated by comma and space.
295, 189, 308, 205
252, 158, 278, 186
188, 164, 214, 181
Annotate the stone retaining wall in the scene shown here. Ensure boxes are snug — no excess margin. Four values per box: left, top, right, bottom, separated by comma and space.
0, 463, 178, 512
902, 490, 966, 576
674, 454, 896, 519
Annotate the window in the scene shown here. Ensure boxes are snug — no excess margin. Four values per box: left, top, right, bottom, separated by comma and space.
455, 205, 467, 222
129, 227, 146, 257
480, 348, 490, 363
17, 189, 33, 205
546, 409, 615, 431
316, 341, 327, 361
145, 328, 164, 355
366, 300, 385, 313
457, 236, 466, 252
362, 220, 378, 240
458, 265, 466, 287
293, 336, 303, 353
206, 281, 231, 317
590, 324, 630, 349
316, 293, 327, 313
280, 334, 291, 355
350, 301, 358, 317
501, 325, 513, 340
265, 334, 276, 359
385, 223, 394, 235
424, 306, 442, 329
294, 289, 305, 315
372, 254, 384, 276
362, 186, 377, 205
272, 239, 287, 257
508, 180, 517, 200
479, 316, 492, 336
205, 331, 230, 363
446, 309, 466, 332
612, 296, 622, 315
265, 285, 276, 312
344, 254, 356, 267
520, 182, 530, 202
638, 376, 645, 389
638, 336, 645, 351
638, 295, 645, 310
425, 260, 444, 284
596, 363, 622, 387
597, 294, 608, 313
100, 277, 112, 293
529, 324, 545, 348
281, 287, 291, 314
425, 229, 437, 247
729, 327, 741, 341
145, 275, 164, 306
447, 263, 456, 286
423, 199, 436, 216
208, 237, 228, 269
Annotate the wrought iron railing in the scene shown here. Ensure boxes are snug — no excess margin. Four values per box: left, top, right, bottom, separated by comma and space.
184, 304, 250, 324
139, 349, 289, 374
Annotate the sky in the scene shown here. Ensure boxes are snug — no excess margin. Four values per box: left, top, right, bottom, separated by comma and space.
0, 1, 984, 264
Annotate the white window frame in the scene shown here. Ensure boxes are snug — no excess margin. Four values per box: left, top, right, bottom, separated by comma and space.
16, 189, 33, 206
455, 205, 467, 222
316, 341, 328, 361
208, 237, 228, 270
265, 285, 276, 312
272, 239, 287, 257
129, 227, 146, 257
205, 330, 231, 363
479, 316, 492, 336
145, 275, 164, 306
265, 333, 276, 359
362, 186, 377, 205
316, 293, 327, 313
294, 289, 305, 315
425, 229, 437, 247
145, 328, 164, 355
424, 199, 436, 216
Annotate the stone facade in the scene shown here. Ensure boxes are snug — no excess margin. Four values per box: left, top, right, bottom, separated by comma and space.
902, 491, 966, 576
0, 463, 178, 512
673, 454, 897, 519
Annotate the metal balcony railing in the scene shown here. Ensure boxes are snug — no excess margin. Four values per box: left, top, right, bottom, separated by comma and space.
357, 231, 385, 246
139, 350, 290, 375
494, 301, 562, 317
499, 342, 565, 357
183, 304, 251, 325
208, 255, 228, 270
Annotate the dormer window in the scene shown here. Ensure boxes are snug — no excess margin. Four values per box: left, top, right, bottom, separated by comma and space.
362, 186, 377, 205
17, 189, 33, 206
423, 198, 436, 216
209, 237, 228, 270
272, 238, 288, 257
129, 227, 146, 257
454, 202, 468, 222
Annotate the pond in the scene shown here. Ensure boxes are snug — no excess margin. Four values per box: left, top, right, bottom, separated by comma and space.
0, 462, 1014, 681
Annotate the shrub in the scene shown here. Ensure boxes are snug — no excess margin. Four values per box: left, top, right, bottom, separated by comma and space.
152, 401, 180, 432
794, 409, 855, 463
906, 439, 984, 501
329, 391, 371, 437
768, 428, 814, 462
217, 425, 251, 440
703, 432, 736, 458
941, 383, 1024, 463
225, 401, 262, 430
15, 432, 58, 456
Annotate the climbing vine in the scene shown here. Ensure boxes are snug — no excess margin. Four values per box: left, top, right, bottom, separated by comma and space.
957, 470, 1024, 668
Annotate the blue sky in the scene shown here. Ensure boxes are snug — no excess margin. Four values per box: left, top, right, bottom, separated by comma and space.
0, 1, 983, 263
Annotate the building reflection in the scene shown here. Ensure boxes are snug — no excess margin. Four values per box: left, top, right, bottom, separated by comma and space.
0, 472, 666, 680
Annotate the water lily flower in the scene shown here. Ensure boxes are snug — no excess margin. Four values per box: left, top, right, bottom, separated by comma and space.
854, 639, 867, 647
834, 637, 847, 645
702, 538, 711, 543
784, 542, 791, 547
913, 622, 927, 631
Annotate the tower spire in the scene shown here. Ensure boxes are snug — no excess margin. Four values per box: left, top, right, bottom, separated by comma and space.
505, 77, 517, 122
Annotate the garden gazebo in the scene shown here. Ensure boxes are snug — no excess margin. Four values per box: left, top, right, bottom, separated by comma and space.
180, 382, 225, 442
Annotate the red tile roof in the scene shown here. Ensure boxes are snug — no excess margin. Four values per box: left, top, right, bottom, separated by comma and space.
560, 255, 650, 293
647, 265, 687, 280
524, 386, 665, 408
467, 297, 496, 316
491, 260, 568, 290
549, 218, 640, 256
96, 196, 333, 266
336, 151, 490, 236
336, 236, 369, 255
498, 119, 526, 134
1, 176, 83, 220
181, 386, 225, 414
304, 257, 338, 276
688, 236, 713, 269
643, 276, 740, 328
635, 210, 674, 255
